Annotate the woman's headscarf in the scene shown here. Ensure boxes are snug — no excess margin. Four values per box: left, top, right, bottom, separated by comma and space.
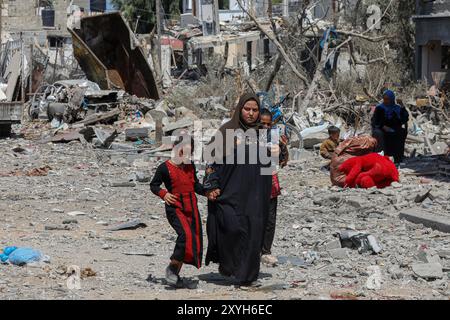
377, 89, 401, 120
210, 93, 261, 158
219, 93, 261, 133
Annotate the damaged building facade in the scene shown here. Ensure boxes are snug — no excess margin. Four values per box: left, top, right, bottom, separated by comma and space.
414, 0, 450, 86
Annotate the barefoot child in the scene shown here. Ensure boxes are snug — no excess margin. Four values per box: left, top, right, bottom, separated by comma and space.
150, 133, 205, 286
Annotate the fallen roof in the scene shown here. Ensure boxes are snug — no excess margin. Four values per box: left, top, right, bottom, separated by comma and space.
69, 12, 160, 100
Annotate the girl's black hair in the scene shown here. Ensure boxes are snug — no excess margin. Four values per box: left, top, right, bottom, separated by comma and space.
260, 108, 273, 119
173, 132, 194, 149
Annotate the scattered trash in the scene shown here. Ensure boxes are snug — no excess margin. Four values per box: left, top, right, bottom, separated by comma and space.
67, 211, 87, 216
303, 250, 320, 264
0, 247, 50, 266
81, 267, 97, 278
0, 166, 52, 177
277, 256, 306, 267
366, 266, 382, 290
414, 189, 435, 203
122, 252, 154, 257
330, 291, 359, 300
338, 230, 382, 254
45, 225, 73, 231
62, 219, 78, 225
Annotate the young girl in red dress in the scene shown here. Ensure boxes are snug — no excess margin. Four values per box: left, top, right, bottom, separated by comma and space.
150, 133, 205, 287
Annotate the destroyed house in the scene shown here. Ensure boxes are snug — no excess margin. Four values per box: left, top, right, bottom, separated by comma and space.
413, 0, 450, 86
0, 1, 89, 42
1, 1, 114, 46
185, 30, 276, 72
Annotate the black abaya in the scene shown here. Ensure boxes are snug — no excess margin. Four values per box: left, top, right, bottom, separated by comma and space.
204, 139, 272, 285
371, 106, 409, 163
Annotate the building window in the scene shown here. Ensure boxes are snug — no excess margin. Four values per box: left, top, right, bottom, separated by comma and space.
48, 36, 66, 48
219, 0, 230, 10
442, 46, 450, 70
90, 0, 107, 12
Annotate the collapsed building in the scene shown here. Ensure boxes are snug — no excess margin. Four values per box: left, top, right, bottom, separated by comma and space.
413, 0, 450, 87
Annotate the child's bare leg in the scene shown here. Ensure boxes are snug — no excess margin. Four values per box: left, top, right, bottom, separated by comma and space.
169, 259, 183, 274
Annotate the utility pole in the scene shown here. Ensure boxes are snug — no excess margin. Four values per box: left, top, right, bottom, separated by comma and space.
156, 0, 162, 75
267, 0, 273, 19
213, 0, 220, 35
20, 32, 25, 103
283, 0, 289, 18
0, 0, 3, 44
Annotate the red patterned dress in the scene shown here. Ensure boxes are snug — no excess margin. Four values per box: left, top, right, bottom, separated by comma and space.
150, 160, 205, 268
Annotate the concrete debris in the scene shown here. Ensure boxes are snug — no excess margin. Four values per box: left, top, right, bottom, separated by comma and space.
366, 266, 382, 290
399, 208, 450, 233
1, 3, 450, 300
92, 128, 118, 149
108, 220, 147, 231
66, 211, 87, 217
412, 263, 444, 280
329, 248, 348, 260
125, 128, 149, 141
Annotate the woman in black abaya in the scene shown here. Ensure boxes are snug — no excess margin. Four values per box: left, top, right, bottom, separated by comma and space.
203, 93, 272, 287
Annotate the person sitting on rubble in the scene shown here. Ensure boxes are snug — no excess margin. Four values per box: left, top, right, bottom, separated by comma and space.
371, 90, 409, 165
320, 125, 341, 160
150, 132, 205, 288
259, 108, 289, 266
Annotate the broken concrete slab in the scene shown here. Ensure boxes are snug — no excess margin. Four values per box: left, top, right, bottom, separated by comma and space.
329, 248, 348, 260
44, 225, 73, 231
319, 239, 341, 251
437, 249, 450, 259
106, 181, 137, 188
125, 128, 149, 141
92, 128, 118, 148
67, 211, 88, 216
399, 208, 450, 233
108, 220, 147, 231
412, 263, 443, 280
163, 118, 193, 134
73, 109, 121, 126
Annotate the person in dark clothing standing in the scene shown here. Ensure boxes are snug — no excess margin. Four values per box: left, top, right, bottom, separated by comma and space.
371, 90, 409, 164
260, 108, 288, 266
150, 134, 205, 287
203, 93, 272, 288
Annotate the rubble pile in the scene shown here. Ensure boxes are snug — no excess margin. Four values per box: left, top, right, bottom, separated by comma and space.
0, 138, 449, 299
1, 4, 450, 300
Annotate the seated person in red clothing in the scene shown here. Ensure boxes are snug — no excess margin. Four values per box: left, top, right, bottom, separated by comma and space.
150, 133, 206, 287
339, 153, 399, 189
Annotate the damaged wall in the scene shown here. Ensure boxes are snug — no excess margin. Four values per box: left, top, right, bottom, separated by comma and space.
1, 0, 90, 40
414, 0, 450, 84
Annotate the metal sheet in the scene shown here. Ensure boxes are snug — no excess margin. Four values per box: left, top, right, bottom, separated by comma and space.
69, 12, 160, 100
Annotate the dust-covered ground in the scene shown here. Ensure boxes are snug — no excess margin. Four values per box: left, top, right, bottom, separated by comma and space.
1, 135, 450, 300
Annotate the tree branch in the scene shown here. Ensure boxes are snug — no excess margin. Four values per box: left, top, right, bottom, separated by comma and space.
236, 0, 309, 86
